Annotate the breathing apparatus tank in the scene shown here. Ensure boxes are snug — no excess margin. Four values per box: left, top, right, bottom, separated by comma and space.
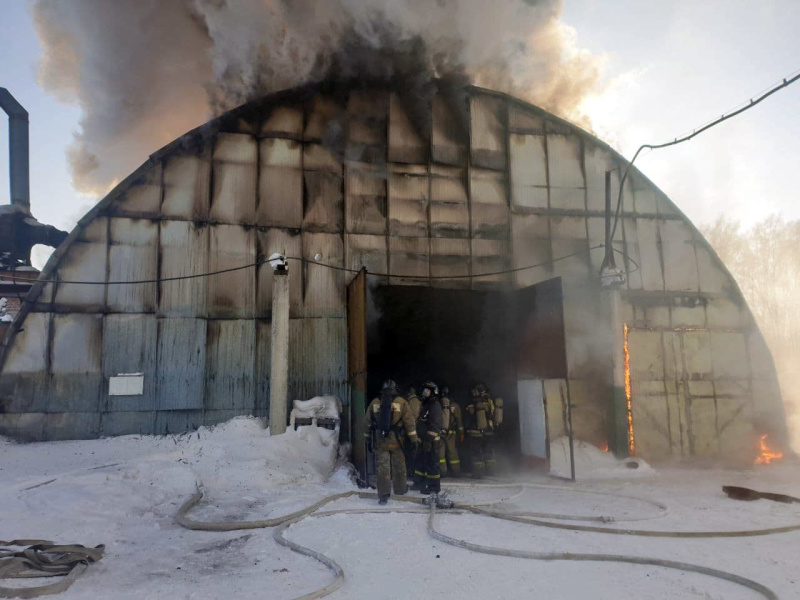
378, 380, 396, 435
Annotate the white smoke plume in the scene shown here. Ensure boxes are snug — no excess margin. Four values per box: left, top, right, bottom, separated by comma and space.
32, 0, 605, 196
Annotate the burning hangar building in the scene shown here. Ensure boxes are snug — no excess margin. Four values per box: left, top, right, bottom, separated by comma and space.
0, 80, 788, 469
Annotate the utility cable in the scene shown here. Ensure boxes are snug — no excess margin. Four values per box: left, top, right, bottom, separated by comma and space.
610, 67, 800, 243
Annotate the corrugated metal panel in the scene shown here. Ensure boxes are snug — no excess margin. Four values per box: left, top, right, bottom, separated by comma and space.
207, 224, 255, 318
696, 246, 729, 294
259, 138, 302, 228
346, 90, 387, 164
632, 393, 672, 460
262, 106, 303, 138
717, 393, 754, 462
156, 318, 205, 410
509, 134, 547, 210
255, 320, 271, 417
388, 167, 428, 237
103, 314, 157, 411
584, 145, 613, 211
210, 133, 257, 223
688, 396, 718, 456
550, 216, 589, 281
304, 171, 343, 232
550, 188, 585, 211
54, 217, 107, 310
256, 229, 303, 318
547, 134, 583, 189
303, 143, 342, 173
345, 234, 388, 277
629, 330, 664, 380
634, 188, 657, 214
0, 413, 46, 442
711, 332, 749, 379
568, 380, 606, 444
706, 298, 743, 328
288, 317, 347, 403
511, 214, 551, 288
304, 95, 345, 141
389, 93, 428, 164
471, 168, 506, 205
48, 313, 103, 413
346, 163, 387, 235
44, 412, 100, 441
100, 411, 156, 437
620, 218, 643, 290
430, 201, 469, 239
683, 331, 712, 376
471, 238, 510, 287
659, 219, 699, 292
107, 218, 157, 312
206, 319, 255, 410
389, 236, 429, 285
470, 95, 506, 171
431, 94, 467, 166
303, 232, 345, 317
155, 410, 203, 435
508, 106, 544, 133
158, 220, 208, 317
162, 153, 210, 220
114, 165, 162, 217
3, 312, 49, 373
471, 203, 509, 240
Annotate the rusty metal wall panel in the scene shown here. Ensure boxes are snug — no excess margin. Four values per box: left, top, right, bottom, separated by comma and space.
388, 167, 428, 237
346, 163, 387, 235
509, 134, 548, 210
206, 319, 256, 410
303, 232, 345, 317
432, 94, 467, 166
635, 218, 664, 291
389, 236, 429, 285
347, 90, 387, 164
470, 95, 506, 171
258, 138, 303, 228
262, 106, 303, 138
207, 224, 255, 318
210, 133, 257, 223
54, 217, 107, 310
256, 229, 303, 318
114, 165, 162, 217
304, 171, 344, 232
255, 320, 271, 418
288, 317, 347, 403
48, 313, 103, 413
389, 93, 428, 164
710, 332, 749, 379
511, 214, 551, 288
305, 95, 345, 141
107, 218, 157, 313
345, 234, 388, 277
162, 153, 210, 220
158, 220, 208, 317
156, 318, 205, 410
103, 314, 157, 411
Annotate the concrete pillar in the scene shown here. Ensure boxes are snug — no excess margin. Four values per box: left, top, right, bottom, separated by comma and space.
269, 267, 290, 435
605, 287, 630, 457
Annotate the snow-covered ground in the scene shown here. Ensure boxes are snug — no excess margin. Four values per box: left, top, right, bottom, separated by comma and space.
1, 417, 798, 599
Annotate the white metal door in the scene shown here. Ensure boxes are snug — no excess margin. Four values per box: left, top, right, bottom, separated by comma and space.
518, 379, 548, 464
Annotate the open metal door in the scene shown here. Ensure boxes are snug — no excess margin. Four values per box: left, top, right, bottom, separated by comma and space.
347, 267, 368, 483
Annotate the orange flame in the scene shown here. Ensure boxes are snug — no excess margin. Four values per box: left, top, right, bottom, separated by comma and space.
754, 434, 783, 465
623, 323, 634, 455
601, 442, 609, 453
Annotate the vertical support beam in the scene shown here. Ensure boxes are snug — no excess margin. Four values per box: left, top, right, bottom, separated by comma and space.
606, 288, 630, 457
269, 268, 290, 435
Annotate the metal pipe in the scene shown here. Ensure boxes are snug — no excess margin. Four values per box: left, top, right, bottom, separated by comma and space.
0, 88, 30, 212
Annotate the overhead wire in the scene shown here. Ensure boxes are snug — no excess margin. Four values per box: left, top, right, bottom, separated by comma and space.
610, 67, 800, 244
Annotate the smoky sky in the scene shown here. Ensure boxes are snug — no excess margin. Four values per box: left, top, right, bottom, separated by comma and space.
32, 0, 604, 196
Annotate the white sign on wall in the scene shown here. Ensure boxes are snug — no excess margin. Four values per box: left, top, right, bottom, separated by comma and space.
109, 373, 144, 396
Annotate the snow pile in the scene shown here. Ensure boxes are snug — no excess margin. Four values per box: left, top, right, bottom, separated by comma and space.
289, 395, 342, 445
549, 437, 654, 480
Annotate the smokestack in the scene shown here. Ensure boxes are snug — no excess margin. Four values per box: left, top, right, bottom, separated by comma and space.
0, 88, 30, 213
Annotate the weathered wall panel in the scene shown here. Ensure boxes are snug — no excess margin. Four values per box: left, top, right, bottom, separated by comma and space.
288, 317, 347, 403
162, 154, 210, 220
388, 167, 428, 237
303, 232, 345, 316
470, 95, 506, 170
103, 314, 158, 412
207, 224, 255, 318
258, 138, 303, 228
210, 133, 257, 223
206, 319, 256, 411
432, 95, 467, 166
389, 93, 428, 164
107, 218, 158, 313
158, 220, 208, 317
346, 163, 387, 235
115, 165, 162, 217
48, 314, 103, 413
156, 318, 206, 410
509, 134, 548, 209
54, 218, 107, 310
256, 229, 303, 318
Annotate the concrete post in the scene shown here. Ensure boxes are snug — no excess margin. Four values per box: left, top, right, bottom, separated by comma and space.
269, 267, 290, 435
605, 287, 629, 457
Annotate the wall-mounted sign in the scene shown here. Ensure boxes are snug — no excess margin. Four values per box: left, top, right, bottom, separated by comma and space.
109, 373, 144, 396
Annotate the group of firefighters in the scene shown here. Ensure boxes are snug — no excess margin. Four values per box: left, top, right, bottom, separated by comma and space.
366, 379, 503, 504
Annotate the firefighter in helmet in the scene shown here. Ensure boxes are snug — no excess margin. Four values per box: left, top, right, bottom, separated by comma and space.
439, 386, 464, 477
405, 386, 423, 487
365, 380, 419, 504
465, 383, 494, 478
414, 381, 443, 496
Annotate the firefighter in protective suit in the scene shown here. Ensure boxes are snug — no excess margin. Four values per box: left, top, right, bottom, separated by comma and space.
415, 381, 443, 495
439, 387, 464, 477
465, 384, 494, 478
406, 387, 423, 487
478, 383, 503, 474
365, 380, 419, 504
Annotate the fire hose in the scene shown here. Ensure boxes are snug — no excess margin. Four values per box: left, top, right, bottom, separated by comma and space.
174, 481, 799, 600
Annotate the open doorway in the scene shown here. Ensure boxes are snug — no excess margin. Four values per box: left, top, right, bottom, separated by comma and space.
347, 276, 570, 480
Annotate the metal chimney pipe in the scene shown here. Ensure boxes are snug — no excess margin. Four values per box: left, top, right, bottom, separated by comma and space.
0, 88, 30, 212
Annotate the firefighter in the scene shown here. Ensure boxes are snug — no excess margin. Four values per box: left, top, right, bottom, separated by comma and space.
415, 381, 443, 496
365, 380, 419, 504
478, 383, 499, 475
406, 386, 423, 487
439, 387, 464, 477
465, 384, 493, 478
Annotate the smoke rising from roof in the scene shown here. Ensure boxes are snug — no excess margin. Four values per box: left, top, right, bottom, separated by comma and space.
32, 0, 604, 196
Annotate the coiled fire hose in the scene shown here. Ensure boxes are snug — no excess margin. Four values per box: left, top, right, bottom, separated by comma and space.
175, 481, 800, 600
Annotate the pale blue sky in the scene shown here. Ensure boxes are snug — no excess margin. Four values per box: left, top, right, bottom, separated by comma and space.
1, 0, 799, 269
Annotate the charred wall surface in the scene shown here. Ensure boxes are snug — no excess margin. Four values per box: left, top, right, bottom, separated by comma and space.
0, 81, 785, 461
